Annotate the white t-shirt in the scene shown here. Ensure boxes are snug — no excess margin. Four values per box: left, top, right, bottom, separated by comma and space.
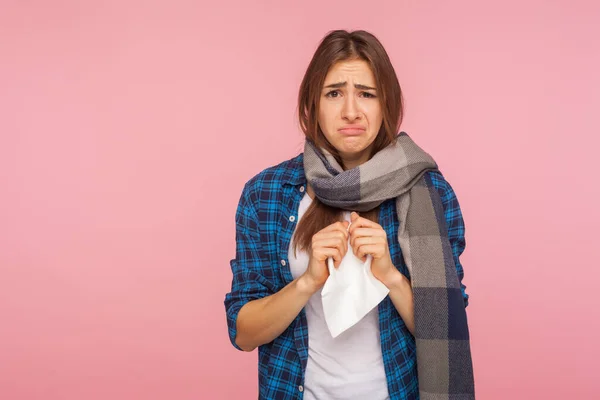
288, 192, 390, 400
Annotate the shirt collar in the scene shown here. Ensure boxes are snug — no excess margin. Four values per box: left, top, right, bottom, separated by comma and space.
282, 153, 307, 187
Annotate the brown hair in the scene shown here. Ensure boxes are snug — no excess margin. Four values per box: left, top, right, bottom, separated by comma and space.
292, 29, 405, 256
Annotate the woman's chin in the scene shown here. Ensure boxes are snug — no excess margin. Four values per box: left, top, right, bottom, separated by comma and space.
339, 139, 367, 152
336, 147, 370, 162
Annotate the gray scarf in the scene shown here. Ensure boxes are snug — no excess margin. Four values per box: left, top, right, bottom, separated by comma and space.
303, 131, 475, 399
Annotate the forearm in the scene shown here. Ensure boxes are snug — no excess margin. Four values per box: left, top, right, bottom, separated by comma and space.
382, 269, 415, 336
235, 274, 318, 351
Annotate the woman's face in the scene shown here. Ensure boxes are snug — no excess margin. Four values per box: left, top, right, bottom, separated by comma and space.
318, 59, 383, 170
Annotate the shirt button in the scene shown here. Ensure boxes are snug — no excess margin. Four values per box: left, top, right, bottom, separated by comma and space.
298, 385, 304, 392
289, 215, 296, 222
299, 186, 305, 192
281, 259, 286, 266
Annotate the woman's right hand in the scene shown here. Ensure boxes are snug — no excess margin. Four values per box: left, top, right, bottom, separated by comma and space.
302, 220, 350, 290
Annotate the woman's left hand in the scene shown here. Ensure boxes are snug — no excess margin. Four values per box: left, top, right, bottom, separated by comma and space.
348, 211, 403, 287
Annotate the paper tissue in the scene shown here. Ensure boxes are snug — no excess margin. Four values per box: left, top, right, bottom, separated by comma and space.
321, 236, 390, 338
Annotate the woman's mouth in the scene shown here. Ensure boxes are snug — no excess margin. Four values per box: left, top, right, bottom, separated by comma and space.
338, 127, 366, 136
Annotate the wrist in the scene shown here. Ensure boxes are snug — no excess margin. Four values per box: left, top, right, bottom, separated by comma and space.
297, 273, 321, 296
381, 268, 411, 292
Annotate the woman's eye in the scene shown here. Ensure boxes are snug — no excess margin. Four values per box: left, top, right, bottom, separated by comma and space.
325, 90, 376, 98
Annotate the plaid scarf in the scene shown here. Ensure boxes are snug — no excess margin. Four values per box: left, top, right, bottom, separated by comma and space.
303, 131, 475, 399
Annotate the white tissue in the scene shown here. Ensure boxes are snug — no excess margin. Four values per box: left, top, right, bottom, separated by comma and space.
321, 239, 390, 338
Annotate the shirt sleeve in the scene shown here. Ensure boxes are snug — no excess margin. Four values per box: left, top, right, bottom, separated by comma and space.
429, 171, 470, 308
224, 181, 274, 350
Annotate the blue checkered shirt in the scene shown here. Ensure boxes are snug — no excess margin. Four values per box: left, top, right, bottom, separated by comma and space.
224, 152, 469, 400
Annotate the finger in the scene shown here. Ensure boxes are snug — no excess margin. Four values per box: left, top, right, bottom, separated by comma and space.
314, 232, 348, 266
351, 227, 386, 238
314, 246, 343, 265
314, 230, 348, 246
320, 223, 349, 242
350, 217, 378, 230
312, 236, 347, 253
354, 238, 386, 258
321, 221, 349, 234
336, 237, 348, 266
356, 244, 370, 261
330, 246, 344, 268
353, 237, 370, 259
353, 236, 385, 248
350, 227, 386, 247
356, 244, 384, 260
348, 214, 381, 235
339, 224, 350, 254
321, 246, 345, 267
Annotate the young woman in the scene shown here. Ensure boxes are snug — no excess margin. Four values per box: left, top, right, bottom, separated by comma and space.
224, 30, 474, 400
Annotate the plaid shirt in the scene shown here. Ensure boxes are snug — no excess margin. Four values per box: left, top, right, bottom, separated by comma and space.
224, 152, 469, 400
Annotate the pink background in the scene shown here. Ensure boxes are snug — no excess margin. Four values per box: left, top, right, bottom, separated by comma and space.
1, 1, 599, 399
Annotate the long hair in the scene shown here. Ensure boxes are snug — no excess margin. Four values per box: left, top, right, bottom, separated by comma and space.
292, 29, 405, 256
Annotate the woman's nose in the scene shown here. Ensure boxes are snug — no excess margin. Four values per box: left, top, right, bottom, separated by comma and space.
342, 96, 360, 120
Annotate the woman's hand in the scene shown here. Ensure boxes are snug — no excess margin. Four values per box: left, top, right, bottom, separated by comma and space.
302, 220, 350, 291
348, 211, 405, 288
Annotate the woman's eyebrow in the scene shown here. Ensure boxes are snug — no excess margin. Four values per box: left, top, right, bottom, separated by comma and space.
323, 82, 377, 91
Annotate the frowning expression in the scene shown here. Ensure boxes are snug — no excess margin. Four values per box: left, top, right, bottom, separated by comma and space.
318, 59, 383, 169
